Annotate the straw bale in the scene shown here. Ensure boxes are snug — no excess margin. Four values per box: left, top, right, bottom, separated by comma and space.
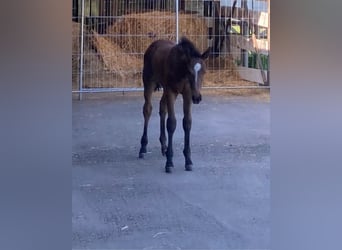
90, 31, 142, 80
72, 22, 80, 53
106, 11, 209, 54
205, 56, 242, 86
106, 11, 237, 72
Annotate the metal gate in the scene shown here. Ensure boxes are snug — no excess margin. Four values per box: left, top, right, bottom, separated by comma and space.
72, 0, 270, 94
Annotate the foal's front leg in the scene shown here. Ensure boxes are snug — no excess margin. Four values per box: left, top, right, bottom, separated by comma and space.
182, 95, 193, 171
165, 92, 177, 173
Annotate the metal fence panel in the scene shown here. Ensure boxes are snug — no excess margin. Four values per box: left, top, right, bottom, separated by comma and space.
72, 0, 270, 93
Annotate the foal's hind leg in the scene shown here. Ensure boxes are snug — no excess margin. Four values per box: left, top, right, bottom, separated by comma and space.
159, 92, 167, 156
139, 86, 154, 158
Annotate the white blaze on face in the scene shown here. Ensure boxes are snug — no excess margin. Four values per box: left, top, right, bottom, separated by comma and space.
194, 63, 201, 86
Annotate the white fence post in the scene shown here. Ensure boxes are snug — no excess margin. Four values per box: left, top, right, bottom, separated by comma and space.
79, 0, 85, 100
176, 0, 179, 43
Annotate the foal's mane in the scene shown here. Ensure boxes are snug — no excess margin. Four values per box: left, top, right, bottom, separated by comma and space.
177, 37, 202, 58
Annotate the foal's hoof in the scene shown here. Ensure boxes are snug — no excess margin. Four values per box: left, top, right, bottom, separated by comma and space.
185, 164, 193, 171
139, 148, 146, 158
165, 162, 174, 173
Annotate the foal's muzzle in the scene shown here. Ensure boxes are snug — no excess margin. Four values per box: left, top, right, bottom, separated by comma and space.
192, 94, 202, 104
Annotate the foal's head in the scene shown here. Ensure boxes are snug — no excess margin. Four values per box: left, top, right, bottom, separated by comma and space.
176, 37, 210, 104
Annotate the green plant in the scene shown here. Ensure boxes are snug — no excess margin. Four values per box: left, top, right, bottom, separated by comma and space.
248, 52, 269, 70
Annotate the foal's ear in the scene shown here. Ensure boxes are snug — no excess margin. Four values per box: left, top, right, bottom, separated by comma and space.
201, 47, 211, 60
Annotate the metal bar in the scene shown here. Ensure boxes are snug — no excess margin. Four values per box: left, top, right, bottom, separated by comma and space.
203, 86, 270, 89
79, 0, 85, 100
72, 85, 269, 94
72, 88, 145, 93
241, 0, 249, 67
175, 0, 179, 43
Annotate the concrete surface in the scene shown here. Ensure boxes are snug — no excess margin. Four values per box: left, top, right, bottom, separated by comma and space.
72, 92, 270, 249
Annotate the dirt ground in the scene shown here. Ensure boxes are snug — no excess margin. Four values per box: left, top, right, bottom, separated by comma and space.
72, 90, 270, 249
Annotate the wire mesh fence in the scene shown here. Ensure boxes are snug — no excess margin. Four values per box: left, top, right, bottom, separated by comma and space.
72, 0, 270, 93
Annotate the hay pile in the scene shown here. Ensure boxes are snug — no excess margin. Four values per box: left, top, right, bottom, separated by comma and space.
107, 11, 208, 54
205, 56, 241, 86
91, 31, 142, 80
